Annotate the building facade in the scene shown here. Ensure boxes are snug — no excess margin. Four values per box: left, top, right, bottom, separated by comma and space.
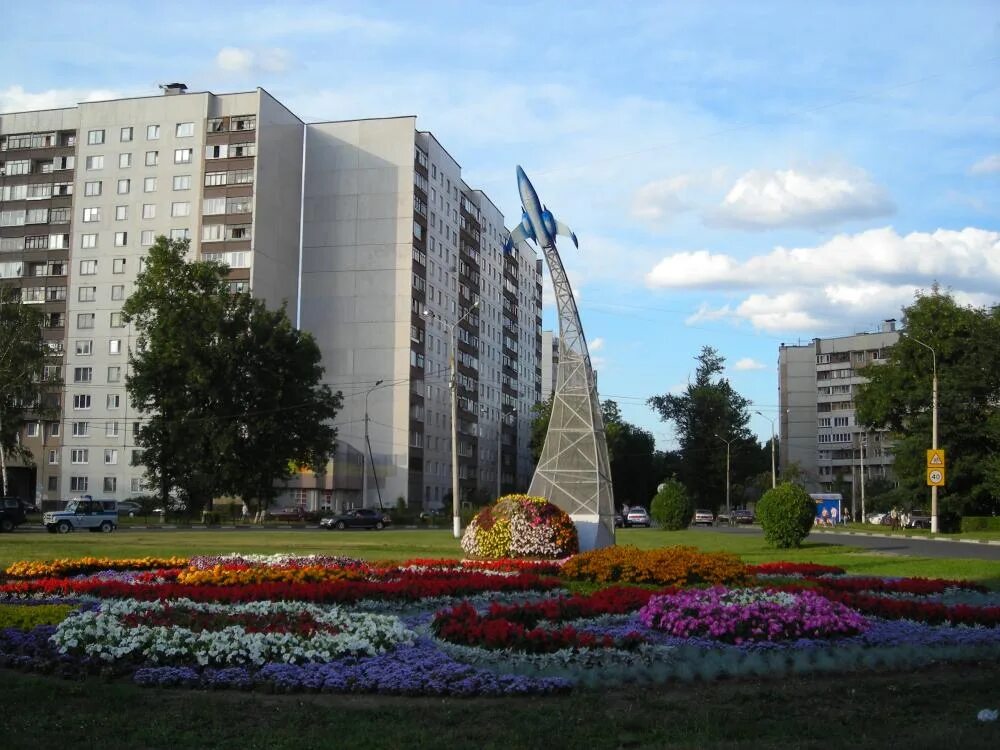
778, 321, 900, 503
0, 87, 541, 511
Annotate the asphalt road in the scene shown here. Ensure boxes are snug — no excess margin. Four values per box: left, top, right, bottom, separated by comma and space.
694, 524, 1000, 561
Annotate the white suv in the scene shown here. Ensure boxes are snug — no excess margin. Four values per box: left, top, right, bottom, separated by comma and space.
44, 497, 118, 534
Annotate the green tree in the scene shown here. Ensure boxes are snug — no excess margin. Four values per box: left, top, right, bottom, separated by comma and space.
647, 346, 766, 513
856, 289, 1000, 517
650, 478, 693, 530
0, 287, 59, 496
123, 236, 342, 513
529, 394, 553, 464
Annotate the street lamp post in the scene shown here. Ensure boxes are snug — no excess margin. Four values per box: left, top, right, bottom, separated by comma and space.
426, 300, 479, 539
361, 379, 384, 509
755, 411, 776, 489
909, 336, 939, 534
714, 434, 732, 516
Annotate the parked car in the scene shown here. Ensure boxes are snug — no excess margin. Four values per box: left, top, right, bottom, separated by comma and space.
730, 508, 755, 525
419, 508, 445, 520
906, 509, 931, 529
152, 500, 187, 515
866, 512, 887, 525
43, 497, 118, 534
692, 509, 715, 526
624, 507, 651, 528
320, 508, 392, 530
116, 501, 142, 517
0, 497, 32, 532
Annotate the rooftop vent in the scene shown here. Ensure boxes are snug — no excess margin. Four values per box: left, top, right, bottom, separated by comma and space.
160, 83, 188, 96
881, 319, 897, 333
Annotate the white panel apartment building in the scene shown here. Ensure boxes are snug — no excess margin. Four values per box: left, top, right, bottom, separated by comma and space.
778, 322, 900, 500
0, 87, 541, 512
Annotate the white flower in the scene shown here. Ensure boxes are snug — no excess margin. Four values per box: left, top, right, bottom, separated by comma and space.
978, 709, 998, 722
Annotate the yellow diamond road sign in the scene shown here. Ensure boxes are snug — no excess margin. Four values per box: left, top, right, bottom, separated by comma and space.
927, 468, 945, 487
927, 449, 945, 468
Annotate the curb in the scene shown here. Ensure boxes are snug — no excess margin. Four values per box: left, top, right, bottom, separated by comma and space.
811, 529, 1000, 546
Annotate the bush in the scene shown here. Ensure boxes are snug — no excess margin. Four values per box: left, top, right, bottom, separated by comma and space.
756, 483, 815, 548
960, 516, 1000, 532
461, 494, 578, 559
650, 479, 693, 530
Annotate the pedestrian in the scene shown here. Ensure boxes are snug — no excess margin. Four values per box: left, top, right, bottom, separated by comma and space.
241, 503, 249, 522
890, 506, 900, 532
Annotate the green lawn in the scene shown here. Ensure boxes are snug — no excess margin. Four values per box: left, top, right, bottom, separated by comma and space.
4, 526, 1000, 587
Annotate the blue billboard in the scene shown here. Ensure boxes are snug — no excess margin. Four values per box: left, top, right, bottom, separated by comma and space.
809, 493, 843, 525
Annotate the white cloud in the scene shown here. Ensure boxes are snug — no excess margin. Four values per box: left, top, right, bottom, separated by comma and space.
648, 226, 1000, 333
708, 166, 894, 229
589, 337, 605, 352
733, 358, 766, 371
631, 175, 693, 222
0, 85, 122, 113
216, 47, 291, 74
970, 154, 1000, 175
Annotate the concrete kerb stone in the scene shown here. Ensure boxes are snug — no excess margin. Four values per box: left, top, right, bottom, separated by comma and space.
811, 529, 1000, 546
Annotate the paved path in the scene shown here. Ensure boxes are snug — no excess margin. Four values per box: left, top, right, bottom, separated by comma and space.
695, 524, 1000, 561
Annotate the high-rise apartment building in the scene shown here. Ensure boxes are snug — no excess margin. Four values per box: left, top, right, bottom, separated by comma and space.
541, 330, 558, 402
778, 321, 900, 500
0, 87, 541, 511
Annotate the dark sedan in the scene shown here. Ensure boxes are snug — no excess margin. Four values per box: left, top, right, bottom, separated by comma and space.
730, 508, 755, 525
319, 508, 392, 530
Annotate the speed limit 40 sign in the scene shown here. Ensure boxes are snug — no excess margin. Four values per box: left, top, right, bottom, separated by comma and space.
927, 467, 945, 487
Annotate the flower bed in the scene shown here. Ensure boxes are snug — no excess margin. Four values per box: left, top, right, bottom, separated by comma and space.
2, 552, 999, 695
560, 545, 750, 587
461, 494, 578, 559
749, 562, 846, 577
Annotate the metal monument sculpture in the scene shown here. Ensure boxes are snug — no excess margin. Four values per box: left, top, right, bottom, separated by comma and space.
506, 166, 615, 550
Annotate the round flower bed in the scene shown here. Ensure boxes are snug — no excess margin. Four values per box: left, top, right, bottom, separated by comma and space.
461, 494, 578, 559
638, 587, 868, 644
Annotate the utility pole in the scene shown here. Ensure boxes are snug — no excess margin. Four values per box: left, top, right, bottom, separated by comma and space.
714, 433, 732, 516
361, 379, 384, 509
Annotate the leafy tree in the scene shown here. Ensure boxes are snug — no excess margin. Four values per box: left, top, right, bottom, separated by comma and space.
0, 287, 59, 496
648, 346, 767, 513
650, 478, 693, 530
856, 289, 1000, 516
757, 482, 815, 548
123, 236, 342, 513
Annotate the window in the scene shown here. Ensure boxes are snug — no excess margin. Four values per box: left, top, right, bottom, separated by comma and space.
75, 339, 93, 355
85, 155, 104, 170
110, 312, 124, 328
169, 228, 190, 241
233, 115, 256, 131
87, 129, 105, 145
230, 142, 255, 158
114, 232, 128, 247
73, 394, 91, 409
103, 477, 117, 493
175, 122, 194, 137
227, 196, 251, 214
73, 367, 93, 383
202, 224, 224, 242
146, 124, 160, 140
107, 365, 121, 382
107, 393, 121, 409
110, 285, 125, 303
117, 178, 130, 194
144, 150, 158, 166
26, 422, 40, 438
112, 258, 126, 274
205, 171, 226, 186
173, 174, 191, 190
203, 197, 226, 215
119, 152, 132, 169
70, 477, 88, 492
143, 177, 157, 192
78, 286, 96, 302
72, 422, 89, 437
2, 160, 31, 176
120, 126, 133, 142
48, 450, 59, 466
105, 421, 120, 438
140, 231, 154, 246
171, 201, 190, 217
105, 449, 119, 465
174, 148, 193, 164
77, 313, 95, 329
142, 203, 156, 219
82, 207, 101, 223
81, 233, 98, 249
205, 144, 228, 159
109, 339, 122, 354
84, 181, 102, 196
115, 205, 128, 221
71, 449, 89, 464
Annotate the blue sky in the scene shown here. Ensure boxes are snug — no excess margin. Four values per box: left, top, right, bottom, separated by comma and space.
3, 1, 998, 448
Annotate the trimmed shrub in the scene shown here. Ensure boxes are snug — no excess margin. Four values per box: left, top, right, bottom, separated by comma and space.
650, 479, 693, 530
460, 494, 578, 559
960, 516, 1000, 532
756, 483, 815, 548
0, 603, 75, 629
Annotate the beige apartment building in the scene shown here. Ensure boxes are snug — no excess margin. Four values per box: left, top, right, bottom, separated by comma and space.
0, 86, 541, 512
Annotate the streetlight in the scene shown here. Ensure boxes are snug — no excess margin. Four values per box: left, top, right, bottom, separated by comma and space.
361, 379, 384, 509
908, 335, 939, 534
714, 434, 732, 516
424, 299, 479, 538
755, 411, 776, 489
